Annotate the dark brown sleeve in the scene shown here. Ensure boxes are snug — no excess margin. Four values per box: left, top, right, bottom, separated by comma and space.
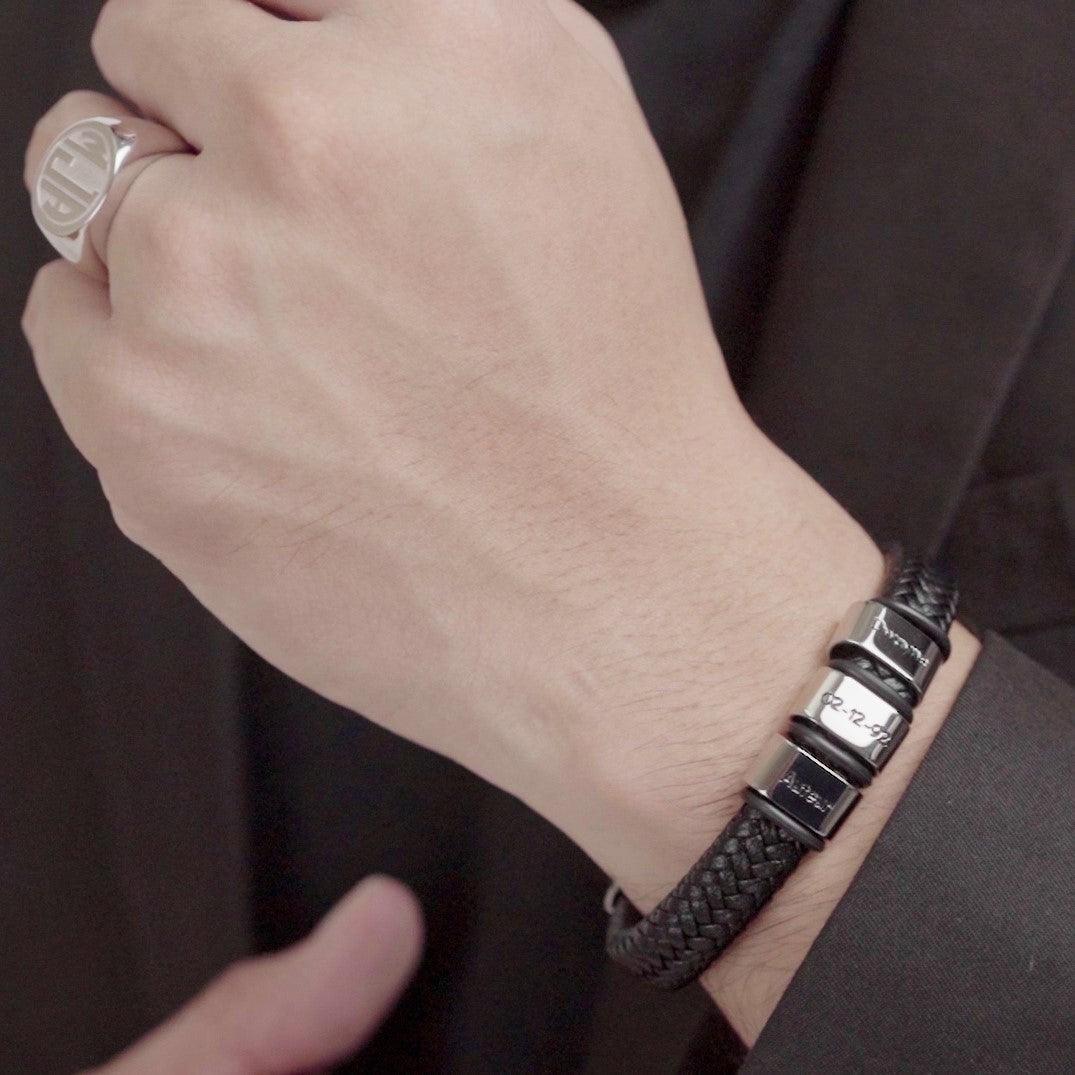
739, 633, 1074, 1074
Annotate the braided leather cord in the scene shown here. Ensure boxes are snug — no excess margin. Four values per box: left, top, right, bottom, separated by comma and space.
840, 551, 959, 707
606, 553, 959, 989
606, 805, 806, 988
887, 555, 959, 635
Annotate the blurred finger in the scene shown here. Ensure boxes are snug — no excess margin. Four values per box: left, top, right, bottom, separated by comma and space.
95, 876, 424, 1075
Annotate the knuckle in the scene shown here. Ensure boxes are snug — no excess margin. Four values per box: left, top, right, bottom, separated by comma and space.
129, 197, 222, 290
106, 494, 152, 548
439, 0, 509, 34
21, 261, 62, 341
448, 1, 550, 59
52, 89, 91, 116
575, 8, 624, 60
239, 71, 324, 151
91, 0, 128, 60
93, 0, 153, 42
237, 71, 340, 195
230, 50, 298, 118
103, 470, 168, 552
135, 200, 190, 259
93, 0, 169, 76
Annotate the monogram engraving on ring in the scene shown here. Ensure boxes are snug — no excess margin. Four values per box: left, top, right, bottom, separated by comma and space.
36, 121, 116, 236
820, 690, 893, 744
873, 612, 929, 667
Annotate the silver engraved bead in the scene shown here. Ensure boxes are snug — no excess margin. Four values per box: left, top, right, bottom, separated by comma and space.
792, 667, 910, 772
746, 735, 861, 843
830, 600, 942, 700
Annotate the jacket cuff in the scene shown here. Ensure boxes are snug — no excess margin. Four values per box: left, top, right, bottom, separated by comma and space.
740, 632, 1075, 1073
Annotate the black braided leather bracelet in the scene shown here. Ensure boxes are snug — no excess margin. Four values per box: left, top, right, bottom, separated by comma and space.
605, 549, 959, 989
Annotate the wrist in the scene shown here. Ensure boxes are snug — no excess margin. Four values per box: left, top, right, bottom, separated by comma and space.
703, 620, 979, 1043
562, 431, 888, 898
535, 428, 978, 1042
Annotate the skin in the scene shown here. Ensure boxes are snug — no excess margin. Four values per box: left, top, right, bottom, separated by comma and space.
89, 876, 424, 1074
22, 0, 980, 1065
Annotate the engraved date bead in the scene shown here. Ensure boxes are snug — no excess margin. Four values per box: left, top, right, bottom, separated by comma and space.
746, 735, 861, 843
830, 600, 943, 700
792, 667, 910, 772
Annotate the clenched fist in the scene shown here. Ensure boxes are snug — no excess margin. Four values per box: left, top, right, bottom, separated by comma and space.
23, 0, 943, 1041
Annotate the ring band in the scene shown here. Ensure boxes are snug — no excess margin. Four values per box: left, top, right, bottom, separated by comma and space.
31, 116, 186, 274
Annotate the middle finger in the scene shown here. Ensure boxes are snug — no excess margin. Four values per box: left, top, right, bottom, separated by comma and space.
91, 0, 286, 148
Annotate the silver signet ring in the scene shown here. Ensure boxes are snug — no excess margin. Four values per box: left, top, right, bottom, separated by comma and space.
32, 116, 186, 276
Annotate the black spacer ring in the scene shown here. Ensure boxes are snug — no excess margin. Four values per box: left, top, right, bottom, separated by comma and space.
828, 656, 914, 720
789, 717, 875, 787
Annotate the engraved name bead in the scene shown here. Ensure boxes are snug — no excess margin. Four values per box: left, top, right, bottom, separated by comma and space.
830, 600, 942, 700
746, 735, 861, 842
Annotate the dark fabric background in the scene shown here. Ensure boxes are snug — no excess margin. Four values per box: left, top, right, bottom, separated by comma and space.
1, 2, 1071, 1073
3, 4, 253, 1071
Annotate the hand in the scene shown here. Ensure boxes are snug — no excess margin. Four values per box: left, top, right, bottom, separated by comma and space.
23, 0, 976, 1041
24, 0, 815, 870
89, 876, 422, 1075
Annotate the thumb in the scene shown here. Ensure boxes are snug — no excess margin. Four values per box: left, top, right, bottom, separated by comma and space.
93, 876, 424, 1075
